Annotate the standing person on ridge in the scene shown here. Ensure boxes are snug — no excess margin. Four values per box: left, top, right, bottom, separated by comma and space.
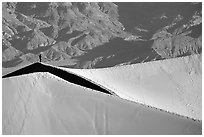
39, 53, 42, 63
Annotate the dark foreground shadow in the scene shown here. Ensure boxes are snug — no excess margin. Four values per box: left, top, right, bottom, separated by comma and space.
2, 63, 112, 95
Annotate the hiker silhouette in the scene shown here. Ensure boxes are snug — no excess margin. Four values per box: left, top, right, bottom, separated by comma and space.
39, 54, 42, 62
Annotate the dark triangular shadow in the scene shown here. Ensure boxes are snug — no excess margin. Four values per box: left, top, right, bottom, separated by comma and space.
2, 62, 112, 95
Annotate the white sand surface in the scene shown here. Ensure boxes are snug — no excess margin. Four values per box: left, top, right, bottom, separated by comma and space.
61, 54, 202, 120
2, 72, 201, 134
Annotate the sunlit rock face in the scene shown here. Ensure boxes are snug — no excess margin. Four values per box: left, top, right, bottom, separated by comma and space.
2, 72, 201, 135
62, 54, 202, 120
2, 2, 201, 71
2, 2, 127, 69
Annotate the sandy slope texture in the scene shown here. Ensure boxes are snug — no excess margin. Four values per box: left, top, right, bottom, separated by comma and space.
61, 54, 202, 120
2, 72, 201, 135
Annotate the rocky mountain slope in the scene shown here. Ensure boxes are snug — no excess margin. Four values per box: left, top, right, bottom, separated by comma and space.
2, 2, 129, 67
2, 2, 202, 70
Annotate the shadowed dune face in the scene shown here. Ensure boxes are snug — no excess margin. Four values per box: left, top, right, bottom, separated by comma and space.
2, 72, 202, 135
3, 63, 112, 95
62, 54, 202, 120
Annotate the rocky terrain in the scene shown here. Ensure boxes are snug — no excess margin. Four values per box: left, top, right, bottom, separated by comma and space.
2, 2, 202, 71
2, 2, 129, 68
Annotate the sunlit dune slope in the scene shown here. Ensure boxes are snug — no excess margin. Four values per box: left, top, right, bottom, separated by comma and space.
61, 54, 202, 120
2, 72, 201, 135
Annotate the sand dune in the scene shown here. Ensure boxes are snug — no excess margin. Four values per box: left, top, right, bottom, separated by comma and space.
61, 54, 202, 120
2, 72, 201, 134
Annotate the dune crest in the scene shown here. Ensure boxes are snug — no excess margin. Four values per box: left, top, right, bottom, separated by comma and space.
2, 72, 202, 134
62, 54, 202, 120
